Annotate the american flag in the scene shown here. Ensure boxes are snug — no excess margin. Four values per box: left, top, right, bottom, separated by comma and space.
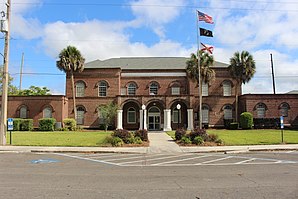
198, 11, 214, 24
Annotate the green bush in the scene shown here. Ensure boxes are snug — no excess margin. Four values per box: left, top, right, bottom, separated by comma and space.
110, 137, 124, 147
206, 134, 219, 142
134, 129, 148, 141
127, 136, 143, 144
38, 118, 56, 131
180, 136, 192, 145
240, 112, 253, 129
229, 122, 239, 130
193, 136, 204, 145
189, 128, 208, 141
112, 129, 133, 144
19, 119, 33, 131
63, 118, 77, 131
12, 118, 22, 131
175, 128, 186, 140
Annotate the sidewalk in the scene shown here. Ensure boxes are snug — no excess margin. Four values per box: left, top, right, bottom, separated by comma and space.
0, 132, 298, 154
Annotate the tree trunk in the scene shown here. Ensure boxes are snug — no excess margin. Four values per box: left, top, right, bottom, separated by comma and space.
71, 72, 77, 123
235, 81, 239, 123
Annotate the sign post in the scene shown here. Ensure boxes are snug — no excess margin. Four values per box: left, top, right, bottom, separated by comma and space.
280, 116, 284, 143
7, 118, 13, 145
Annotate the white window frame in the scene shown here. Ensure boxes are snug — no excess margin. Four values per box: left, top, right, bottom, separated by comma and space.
127, 83, 137, 95
76, 106, 85, 125
280, 103, 289, 117
256, 104, 266, 118
98, 81, 107, 97
171, 87, 180, 95
127, 108, 136, 124
223, 105, 233, 120
223, 81, 231, 96
20, 106, 27, 119
149, 82, 158, 95
76, 82, 85, 97
202, 82, 208, 96
202, 106, 209, 124
43, 107, 52, 118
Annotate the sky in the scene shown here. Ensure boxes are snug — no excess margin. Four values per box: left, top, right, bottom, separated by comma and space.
1, 0, 298, 95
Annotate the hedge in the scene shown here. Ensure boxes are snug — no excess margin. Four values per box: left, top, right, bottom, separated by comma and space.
38, 118, 56, 131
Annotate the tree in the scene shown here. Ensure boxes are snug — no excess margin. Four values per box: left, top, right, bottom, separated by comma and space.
228, 51, 256, 122
186, 51, 215, 129
18, 86, 51, 96
56, 46, 85, 121
98, 102, 119, 131
0, 66, 18, 95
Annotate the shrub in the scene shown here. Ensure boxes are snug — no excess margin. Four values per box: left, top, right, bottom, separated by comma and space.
224, 119, 233, 129
189, 128, 208, 141
112, 129, 133, 144
19, 119, 33, 131
128, 136, 143, 145
110, 137, 124, 147
134, 129, 148, 141
193, 136, 204, 145
63, 118, 77, 131
13, 118, 22, 131
38, 118, 56, 131
180, 136, 192, 145
240, 112, 253, 129
229, 122, 239, 130
206, 134, 219, 142
175, 128, 186, 140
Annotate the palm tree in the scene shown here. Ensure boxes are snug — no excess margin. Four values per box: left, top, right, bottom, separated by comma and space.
228, 51, 256, 122
186, 50, 215, 129
56, 46, 85, 121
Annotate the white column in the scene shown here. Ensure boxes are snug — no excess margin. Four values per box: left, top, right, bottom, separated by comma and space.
139, 110, 143, 130
143, 109, 147, 130
116, 110, 123, 130
163, 109, 172, 131
187, 109, 194, 130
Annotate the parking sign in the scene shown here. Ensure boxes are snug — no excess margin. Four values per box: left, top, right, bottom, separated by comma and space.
7, 118, 13, 131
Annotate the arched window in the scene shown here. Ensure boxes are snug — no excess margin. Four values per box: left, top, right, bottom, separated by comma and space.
202, 82, 208, 96
76, 106, 85, 125
223, 105, 233, 119
256, 103, 266, 118
127, 82, 137, 95
172, 107, 181, 123
279, 102, 290, 117
43, 107, 52, 118
222, 81, 232, 96
127, 107, 136, 123
76, 81, 85, 97
149, 82, 159, 95
202, 105, 209, 124
98, 81, 108, 97
20, 106, 27, 119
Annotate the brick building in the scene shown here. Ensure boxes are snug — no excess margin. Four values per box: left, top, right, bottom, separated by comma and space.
2, 57, 298, 130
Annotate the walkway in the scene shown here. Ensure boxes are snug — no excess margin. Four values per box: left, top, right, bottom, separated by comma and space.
147, 131, 182, 153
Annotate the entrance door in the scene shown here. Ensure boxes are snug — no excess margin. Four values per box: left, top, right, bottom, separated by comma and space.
148, 107, 161, 131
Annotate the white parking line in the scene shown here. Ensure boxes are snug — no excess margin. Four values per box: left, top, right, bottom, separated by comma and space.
235, 158, 256, 164
198, 156, 232, 165
104, 154, 163, 162
151, 155, 212, 166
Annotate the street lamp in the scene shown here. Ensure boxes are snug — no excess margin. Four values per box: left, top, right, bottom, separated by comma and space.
142, 104, 146, 130
177, 104, 181, 129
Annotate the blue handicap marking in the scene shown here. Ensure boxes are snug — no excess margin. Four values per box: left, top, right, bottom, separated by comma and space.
31, 158, 60, 164
7, 118, 13, 131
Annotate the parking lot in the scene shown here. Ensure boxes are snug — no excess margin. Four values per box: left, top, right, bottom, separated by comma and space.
56, 150, 298, 167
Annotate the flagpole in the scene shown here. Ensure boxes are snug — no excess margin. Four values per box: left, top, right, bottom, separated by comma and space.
196, 10, 202, 129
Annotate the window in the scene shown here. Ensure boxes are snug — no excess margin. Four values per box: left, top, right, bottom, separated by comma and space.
202, 105, 209, 124
280, 103, 290, 117
43, 107, 52, 118
223, 81, 231, 96
76, 81, 85, 97
172, 108, 181, 123
171, 87, 180, 95
76, 106, 85, 125
121, 88, 126, 95
20, 106, 27, 118
256, 103, 266, 118
149, 82, 158, 95
127, 83, 137, 95
127, 107, 136, 123
98, 110, 104, 124
202, 82, 208, 96
223, 105, 233, 119
98, 81, 107, 97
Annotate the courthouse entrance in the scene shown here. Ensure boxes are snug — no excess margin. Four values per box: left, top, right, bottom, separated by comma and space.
148, 107, 161, 131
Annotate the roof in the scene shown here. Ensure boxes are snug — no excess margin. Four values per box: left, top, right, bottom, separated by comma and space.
287, 90, 298, 94
84, 57, 229, 70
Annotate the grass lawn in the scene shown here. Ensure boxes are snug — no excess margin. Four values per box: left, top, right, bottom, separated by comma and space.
167, 129, 298, 145
6, 131, 112, 147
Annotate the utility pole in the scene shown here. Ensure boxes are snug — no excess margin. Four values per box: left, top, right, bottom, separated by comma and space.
0, 0, 11, 146
19, 53, 24, 91
270, 53, 276, 94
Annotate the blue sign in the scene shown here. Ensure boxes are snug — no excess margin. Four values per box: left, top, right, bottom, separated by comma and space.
7, 118, 13, 131
280, 116, 284, 129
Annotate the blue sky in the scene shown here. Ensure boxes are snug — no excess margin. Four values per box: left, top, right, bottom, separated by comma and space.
1, 0, 298, 95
